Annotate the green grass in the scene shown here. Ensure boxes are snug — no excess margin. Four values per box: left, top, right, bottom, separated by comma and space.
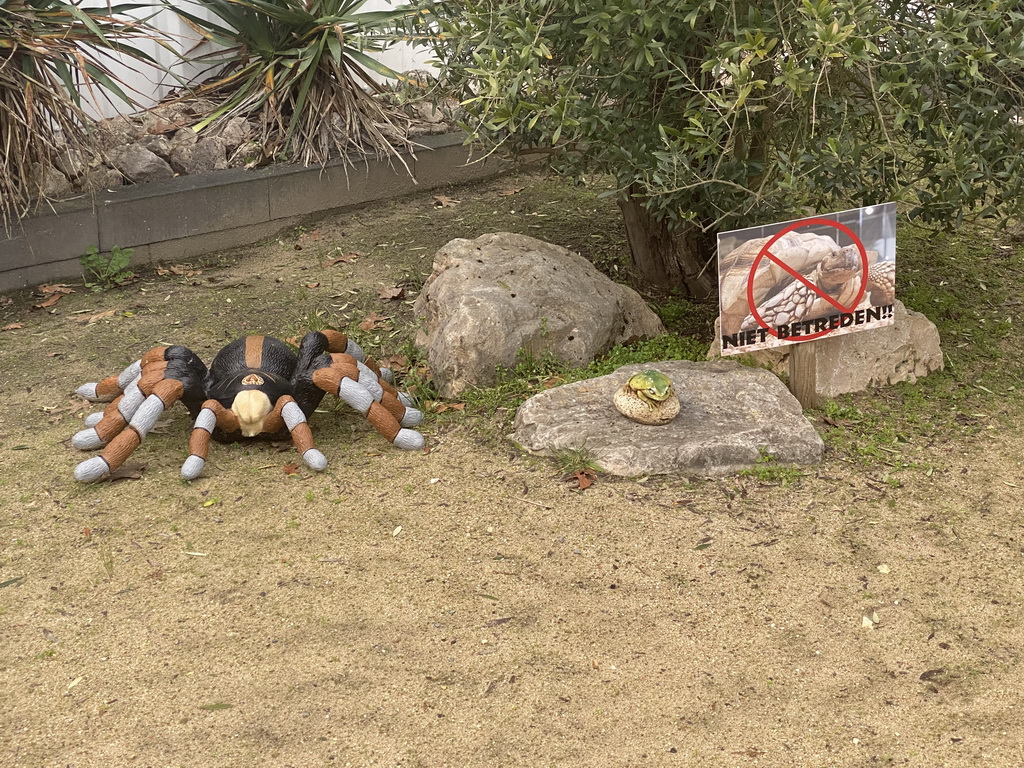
459, 333, 707, 422
738, 450, 806, 486
812, 222, 1024, 469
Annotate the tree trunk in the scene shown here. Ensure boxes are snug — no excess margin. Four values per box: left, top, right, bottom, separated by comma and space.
617, 188, 716, 300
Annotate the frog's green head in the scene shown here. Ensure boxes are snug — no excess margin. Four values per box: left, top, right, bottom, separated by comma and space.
626, 370, 675, 404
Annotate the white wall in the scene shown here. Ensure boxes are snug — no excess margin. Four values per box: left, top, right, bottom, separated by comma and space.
85, 0, 434, 119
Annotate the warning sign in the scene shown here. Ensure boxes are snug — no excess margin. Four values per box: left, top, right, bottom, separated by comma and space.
717, 203, 896, 355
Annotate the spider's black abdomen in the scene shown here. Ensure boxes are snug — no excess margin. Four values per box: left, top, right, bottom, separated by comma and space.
203, 335, 299, 418
209, 336, 298, 380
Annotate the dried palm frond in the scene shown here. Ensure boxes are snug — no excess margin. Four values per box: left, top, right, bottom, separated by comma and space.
172, 0, 422, 168
0, 0, 164, 225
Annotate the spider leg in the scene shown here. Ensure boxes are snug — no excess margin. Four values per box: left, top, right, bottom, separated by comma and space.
73, 346, 207, 482
72, 374, 147, 450
359, 358, 421, 420
275, 395, 328, 471
72, 347, 168, 451
317, 329, 365, 362
310, 356, 424, 450
180, 400, 240, 480
76, 359, 143, 402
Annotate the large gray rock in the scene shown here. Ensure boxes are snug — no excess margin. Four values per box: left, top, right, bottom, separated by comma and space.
108, 143, 174, 183
708, 300, 943, 398
217, 117, 251, 153
82, 166, 123, 192
172, 137, 229, 175
415, 233, 666, 397
511, 360, 824, 477
54, 148, 85, 180
33, 163, 73, 199
137, 133, 173, 159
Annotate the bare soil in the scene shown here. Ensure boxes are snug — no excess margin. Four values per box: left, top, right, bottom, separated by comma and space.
1, 172, 1022, 767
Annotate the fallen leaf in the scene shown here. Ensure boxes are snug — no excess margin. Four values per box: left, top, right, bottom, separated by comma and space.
157, 264, 203, 278
1, 323, 25, 331
283, 463, 300, 475
919, 667, 948, 683
432, 401, 466, 414
305, 282, 320, 289
298, 228, 322, 242
72, 309, 118, 324
199, 702, 233, 711
377, 285, 405, 300
32, 294, 63, 309
378, 354, 408, 372
498, 186, 525, 196
567, 468, 597, 490
37, 283, 75, 295
146, 118, 180, 135
433, 194, 460, 208
43, 402, 76, 423
358, 311, 390, 332
107, 464, 144, 482
324, 252, 360, 266
147, 417, 173, 435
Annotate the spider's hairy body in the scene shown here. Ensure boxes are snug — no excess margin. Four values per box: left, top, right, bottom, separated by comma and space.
71, 330, 424, 482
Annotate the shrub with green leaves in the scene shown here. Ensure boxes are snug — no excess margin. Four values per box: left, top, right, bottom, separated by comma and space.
0, 0, 162, 224
420, 1, 1024, 296
172, 0, 421, 166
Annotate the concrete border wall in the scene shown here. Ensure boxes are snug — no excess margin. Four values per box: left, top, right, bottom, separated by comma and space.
0, 133, 499, 293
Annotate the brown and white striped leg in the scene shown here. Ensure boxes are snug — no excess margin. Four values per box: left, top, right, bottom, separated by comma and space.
74, 378, 185, 482
274, 395, 328, 471
74, 347, 171, 447
72, 374, 147, 450
180, 400, 240, 480
312, 366, 424, 451
320, 329, 365, 362
75, 358, 143, 403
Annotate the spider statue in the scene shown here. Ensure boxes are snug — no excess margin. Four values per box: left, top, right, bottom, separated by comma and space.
70, 329, 424, 482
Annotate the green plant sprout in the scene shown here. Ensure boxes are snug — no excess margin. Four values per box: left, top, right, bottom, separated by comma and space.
80, 245, 135, 290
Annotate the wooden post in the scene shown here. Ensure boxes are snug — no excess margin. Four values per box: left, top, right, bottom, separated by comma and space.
789, 341, 818, 408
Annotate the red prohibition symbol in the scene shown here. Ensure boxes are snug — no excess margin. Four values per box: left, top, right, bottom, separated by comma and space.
745, 218, 870, 341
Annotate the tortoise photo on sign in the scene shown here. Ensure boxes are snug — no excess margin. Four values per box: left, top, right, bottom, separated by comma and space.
717, 203, 896, 356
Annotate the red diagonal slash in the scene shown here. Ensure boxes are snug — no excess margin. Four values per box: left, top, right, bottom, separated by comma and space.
746, 218, 869, 340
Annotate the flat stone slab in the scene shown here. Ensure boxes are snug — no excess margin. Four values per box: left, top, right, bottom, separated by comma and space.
511, 360, 824, 476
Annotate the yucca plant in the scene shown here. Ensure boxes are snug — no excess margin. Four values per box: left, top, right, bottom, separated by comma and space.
173, 0, 420, 167
0, 0, 162, 225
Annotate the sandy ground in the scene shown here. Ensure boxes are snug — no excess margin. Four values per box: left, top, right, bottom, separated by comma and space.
1, 173, 1022, 767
